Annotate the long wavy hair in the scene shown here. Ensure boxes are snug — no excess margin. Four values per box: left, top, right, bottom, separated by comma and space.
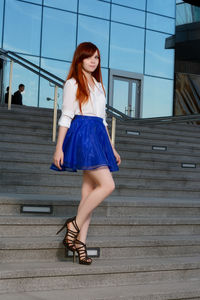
66, 42, 105, 113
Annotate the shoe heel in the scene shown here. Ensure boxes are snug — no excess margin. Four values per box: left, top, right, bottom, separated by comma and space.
73, 251, 76, 263
56, 220, 68, 235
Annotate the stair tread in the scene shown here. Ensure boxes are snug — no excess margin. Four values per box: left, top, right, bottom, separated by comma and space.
1, 255, 200, 279
1, 279, 200, 300
1, 215, 200, 225
1, 193, 200, 206
1, 235, 200, 249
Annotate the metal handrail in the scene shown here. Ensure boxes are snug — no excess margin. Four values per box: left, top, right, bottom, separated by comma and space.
0, 48, 127, 144
0, 48, 64, 88
2, 49, 65, 84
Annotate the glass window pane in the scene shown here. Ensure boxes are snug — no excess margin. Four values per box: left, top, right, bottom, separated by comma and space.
0, 0, 4, 46
147, 13, 175, 34
3, 0, 41, 55
112, 5, 145, 27
110, 23, 144, 73
39, 77, 63, 109
145, 30, 174, 79
41, 58, 70, 80
78, 15, 109, 68
113, 79, 129, 114
142, 76, 173, 118
101, 68, 108, 98
44, 0, 77, 12
20, 0, 42, 4
42, 8, 76, 61
4, 56, 39, 107
131, 82, 137, 117
79, 0, 110, 19
147, 0, 176, 17
112, 0, 145, 10
39, 59, 72, 109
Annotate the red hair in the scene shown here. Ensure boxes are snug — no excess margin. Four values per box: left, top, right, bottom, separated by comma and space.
66, 42, 105, 113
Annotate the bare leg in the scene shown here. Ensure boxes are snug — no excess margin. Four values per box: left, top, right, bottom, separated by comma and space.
76, 167, 115, 229
77, 171, 96, 244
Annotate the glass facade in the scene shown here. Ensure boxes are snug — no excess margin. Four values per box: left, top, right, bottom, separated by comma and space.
0, 0, 176, 118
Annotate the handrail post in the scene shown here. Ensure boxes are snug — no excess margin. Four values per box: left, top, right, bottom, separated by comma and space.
52, 85, 58, 142
111, 116, 116, 148
8, 60, 13, 110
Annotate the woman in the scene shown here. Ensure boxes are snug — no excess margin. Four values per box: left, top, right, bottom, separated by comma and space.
50, 42, 121, 265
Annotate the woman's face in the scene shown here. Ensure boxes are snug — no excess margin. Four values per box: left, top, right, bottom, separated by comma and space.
82, 50, 99, 74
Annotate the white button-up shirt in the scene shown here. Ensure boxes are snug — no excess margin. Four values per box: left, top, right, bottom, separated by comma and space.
58, 77, 108, 128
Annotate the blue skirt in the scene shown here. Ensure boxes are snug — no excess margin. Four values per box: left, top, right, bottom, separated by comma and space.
50, 115, 119, 172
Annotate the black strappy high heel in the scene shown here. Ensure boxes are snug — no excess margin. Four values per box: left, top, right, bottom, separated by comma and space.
56, 216, 80, 262
75, 239, 93, 265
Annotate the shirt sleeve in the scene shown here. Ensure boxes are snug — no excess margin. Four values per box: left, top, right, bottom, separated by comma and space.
58, 80, 77, 128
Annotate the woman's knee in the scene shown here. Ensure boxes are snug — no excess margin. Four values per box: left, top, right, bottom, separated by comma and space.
104, 179, 115, 194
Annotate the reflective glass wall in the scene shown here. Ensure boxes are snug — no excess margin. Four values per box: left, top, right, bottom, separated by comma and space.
0, 0, 175, 117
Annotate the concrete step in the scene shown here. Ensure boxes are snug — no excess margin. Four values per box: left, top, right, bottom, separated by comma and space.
1, 125, 200, 147
2, 141, 200, 162
0, 148, 199, 168
1, 118, 200, 141
2, 138, 200, 158
2, 129, 200, 152
0, 182, 199, 198
0, 156, 199, 174
1, 104, 200, 133
1, 280, 200, 300
1, 193, 200, 218
1, 235, 200, 263
0, 256, 200, 293
1, 170, 200, 191
1, 164, 200, 182
1, 215, 200, 237
1, 165, 200, 185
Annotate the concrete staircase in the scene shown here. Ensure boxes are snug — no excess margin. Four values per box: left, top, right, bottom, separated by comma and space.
0, 104, 200, 299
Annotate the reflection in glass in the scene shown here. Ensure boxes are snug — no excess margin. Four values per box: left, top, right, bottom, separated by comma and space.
19, 0, 42, 4
147, 0, 176, 17
113, 79, 129, 114
41, 58, 70, 81
131, 82, 136, 117
112, 5, 145, 27
3, 0, 41, 55
176, 3, 200, 26
145, 30, 174, 79
78, 15, 109, 68
79, 0, 110, 19
142, 76, 173, 118
44, 0, 77, 12
147, 13, 175, 34
112, 0, 145, 10
39, 77, 63, 109
42, 8, 76, 61
4, 57, 39, 107
101, 68, 108, 97
0, 0, 4, 46
39, 59, 72, 109
110, 23, 144, 73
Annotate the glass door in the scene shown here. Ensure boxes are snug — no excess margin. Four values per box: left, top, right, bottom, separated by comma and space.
112, 75, 141, 118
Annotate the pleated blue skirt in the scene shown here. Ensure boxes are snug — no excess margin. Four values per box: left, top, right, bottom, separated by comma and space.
50, 115, 119, 172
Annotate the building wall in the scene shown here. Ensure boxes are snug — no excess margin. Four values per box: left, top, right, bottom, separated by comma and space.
0, 0, 175, 118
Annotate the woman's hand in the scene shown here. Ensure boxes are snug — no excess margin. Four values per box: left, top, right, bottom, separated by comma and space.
53, 148, 64, 170
113, 148, 121, 166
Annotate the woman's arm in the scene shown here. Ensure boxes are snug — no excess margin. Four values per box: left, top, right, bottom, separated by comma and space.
53, 79, 77, 170
105, 126, 121, 166
53, 126, 68, 170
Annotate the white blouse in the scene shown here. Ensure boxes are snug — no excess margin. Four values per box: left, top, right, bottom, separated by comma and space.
58, 77, 108, 128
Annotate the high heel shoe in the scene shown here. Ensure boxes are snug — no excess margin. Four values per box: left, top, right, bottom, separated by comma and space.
56, 216, 80, 262
75, 239, 92, 265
